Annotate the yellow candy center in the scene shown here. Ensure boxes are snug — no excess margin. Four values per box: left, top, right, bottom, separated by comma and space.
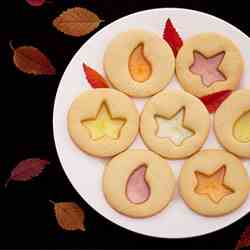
233, 111, 250, 143
82, 103, 126, 140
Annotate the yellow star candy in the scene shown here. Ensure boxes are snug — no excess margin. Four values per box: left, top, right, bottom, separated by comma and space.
195, 166, 234, 203
155, 108, 194, 145
81, 103, 126, 140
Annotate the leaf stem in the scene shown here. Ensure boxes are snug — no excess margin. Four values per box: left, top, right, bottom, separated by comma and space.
49, 200, 55, 205
5, 178, 10, 188
9, 40, 15, 51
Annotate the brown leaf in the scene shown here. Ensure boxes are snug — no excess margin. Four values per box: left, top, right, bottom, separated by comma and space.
53, 7, 102, 37
10, 42, 56, 75
5, 158, 50, 187
51, 201, 85, 231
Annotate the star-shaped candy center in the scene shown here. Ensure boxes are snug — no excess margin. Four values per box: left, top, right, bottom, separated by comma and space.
194, 165, 234, 203
155, 108, 194, 145
190, 51, 226, 87
81, 102, 126, 140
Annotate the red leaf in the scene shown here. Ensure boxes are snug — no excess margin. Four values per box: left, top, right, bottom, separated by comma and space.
83, 63, 108, 88
10, 42, 56, 75
5, 158, 50, 187
163, 18, 183, 57
200, 90, 232, 113
235, 225, 250, 250
26, 0, 46, 7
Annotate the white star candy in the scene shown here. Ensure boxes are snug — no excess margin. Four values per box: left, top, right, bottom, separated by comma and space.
155, 109, 194, 145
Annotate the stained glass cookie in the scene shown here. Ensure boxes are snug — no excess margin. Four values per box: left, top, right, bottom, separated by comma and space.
104, 29, 175, 97
214, 89, 250, 158
140, 90, 210, 159
176, 33, 244, 97
102, 149, 175, 218
179, 150, 250, 216
68, 89, 139, 157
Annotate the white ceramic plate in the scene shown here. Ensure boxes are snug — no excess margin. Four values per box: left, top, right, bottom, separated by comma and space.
53, 8, 250, 238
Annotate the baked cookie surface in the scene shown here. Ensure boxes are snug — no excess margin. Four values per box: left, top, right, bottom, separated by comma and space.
176, 33, 244, 97
104, 29, 175, 97
68, 89, 139, 157
214, 89, 250, 158
140, 90, 210, 159
102, 149, 175, 218
179, 150, 250, 216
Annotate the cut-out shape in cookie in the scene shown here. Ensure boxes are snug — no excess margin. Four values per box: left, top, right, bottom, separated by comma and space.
194, 166, 234, 203
140, 90, 209, 159
233, 110, 250, 143
104, 29, 175, 97
82, 102, 126, 140
103, 149, 175, 218
176, 33, 244, 97
126, 165, 150, 204
215, 89, 250, 158
155, 108, 194, 146
190, 51, 226, 87
128, 43, 152, 83
68, 89, 139, 157
179, 150, 250, 216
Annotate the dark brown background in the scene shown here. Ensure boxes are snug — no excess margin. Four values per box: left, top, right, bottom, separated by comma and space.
2, 0, 250, 249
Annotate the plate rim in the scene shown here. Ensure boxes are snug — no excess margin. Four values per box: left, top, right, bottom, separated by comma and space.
53, 7, 250, 239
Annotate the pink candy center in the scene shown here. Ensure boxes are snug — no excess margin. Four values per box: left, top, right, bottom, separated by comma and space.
126, 165, 150, 204
190, 51, 226, 86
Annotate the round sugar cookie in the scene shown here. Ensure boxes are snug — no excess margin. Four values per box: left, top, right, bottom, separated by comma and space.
102, 149, 175, 218
214, 89, 250, 158
68, 89, 139, 157
104, 29, 175, 97
140, 90, 210, 159
179, 150, 250, 216
176, 33, 244, 97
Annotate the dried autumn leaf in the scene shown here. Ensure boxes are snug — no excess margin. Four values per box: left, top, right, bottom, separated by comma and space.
5, 158, 50, 187
83, 63, 108, 88
53, 7, 102, 37
200, 90, 232, 113
26, 0, 46, 7
163, 18, 183, 57
51, 201, 85, 231
10, 42, 56, 75
235, 225, 250, 250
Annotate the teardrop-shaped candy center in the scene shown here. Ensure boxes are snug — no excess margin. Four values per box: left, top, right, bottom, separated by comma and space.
233, 110, 250, 143
126, 165, 150, 204
128, 43, 152, 83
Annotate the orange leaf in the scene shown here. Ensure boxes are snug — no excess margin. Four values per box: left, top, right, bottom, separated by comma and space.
163, 19, 183, 57
236, 225, 250, 250
51, 201, 85, 231
10, 42, 56, 75
83, 63, 108, 88
53, 7, 102, 37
